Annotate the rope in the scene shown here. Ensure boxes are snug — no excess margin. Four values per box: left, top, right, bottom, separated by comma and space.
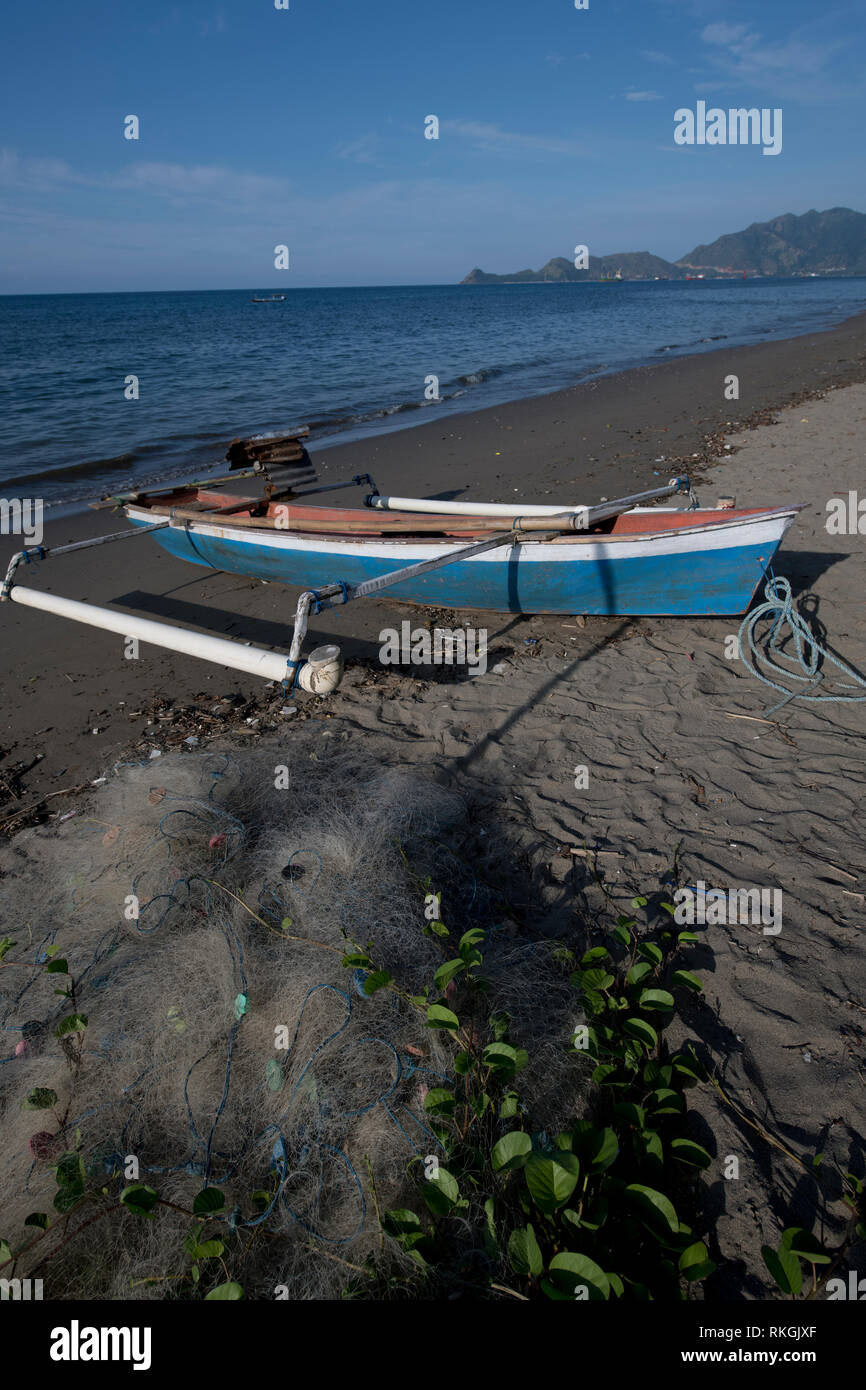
737, 573, 866, 717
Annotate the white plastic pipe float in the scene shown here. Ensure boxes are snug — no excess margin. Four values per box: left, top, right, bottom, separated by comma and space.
367, 496, 586, 517
7, 585, 295, 683
365, 478, 690, 522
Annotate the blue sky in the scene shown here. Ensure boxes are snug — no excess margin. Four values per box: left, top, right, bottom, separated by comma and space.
1, 0, 864, 292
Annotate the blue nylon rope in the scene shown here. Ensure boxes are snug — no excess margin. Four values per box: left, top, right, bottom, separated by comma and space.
738, 571, 866, 717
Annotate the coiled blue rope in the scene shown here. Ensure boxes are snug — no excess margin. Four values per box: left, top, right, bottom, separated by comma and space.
737, 573, 866, 717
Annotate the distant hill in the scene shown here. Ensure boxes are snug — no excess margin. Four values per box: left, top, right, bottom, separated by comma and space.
461, 207, 866, 283
462, 252, 681, 284
677, 207, 866, 277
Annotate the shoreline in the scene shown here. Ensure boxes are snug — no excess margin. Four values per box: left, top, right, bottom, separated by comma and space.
5, 296, 866, 515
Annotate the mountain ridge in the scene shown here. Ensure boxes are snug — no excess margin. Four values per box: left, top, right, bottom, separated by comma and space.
460, 207, 866, 283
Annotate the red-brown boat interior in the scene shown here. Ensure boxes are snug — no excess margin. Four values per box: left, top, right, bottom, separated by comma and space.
135, 485, 771, 539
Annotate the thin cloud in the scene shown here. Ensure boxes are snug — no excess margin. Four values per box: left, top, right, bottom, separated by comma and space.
0, 150, 291, 206
644, 50, 674, 64
444, 120, 585, 157
696, 19, 851, 99
335, 134, 382, 165
625, 90, 662, 102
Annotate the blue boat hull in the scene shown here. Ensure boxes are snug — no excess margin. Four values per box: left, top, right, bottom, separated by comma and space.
131, 511, 796, 616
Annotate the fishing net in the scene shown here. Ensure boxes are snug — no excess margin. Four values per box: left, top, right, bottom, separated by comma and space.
0, 742, 580, 1299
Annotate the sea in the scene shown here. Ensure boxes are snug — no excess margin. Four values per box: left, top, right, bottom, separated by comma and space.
1, 277, 865, 509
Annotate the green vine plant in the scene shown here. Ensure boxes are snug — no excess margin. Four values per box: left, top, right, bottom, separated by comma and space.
341, 866, 865, 1302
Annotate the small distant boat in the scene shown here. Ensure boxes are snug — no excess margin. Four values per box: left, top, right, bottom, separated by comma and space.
599, 268, 623, 282
250, 294, 286, 303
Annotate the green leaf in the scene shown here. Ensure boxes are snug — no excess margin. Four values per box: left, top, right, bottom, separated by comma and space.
671, 1050, 706, 1084
614, 1102, 647, 1129
424, 1166, 460, 1216
55, 1013, 88, 1037
362, 970, 392, 995
0, 1239, 12, 1263
483, 1197, 499, 1255
592, 1063, 625, 1087
670, 1138, 712, 1169
0, 937, 18, 961
53, 1188, 83, 1215
454, 1051, 474, 1075
611, 925, 632, 948
424, 919, 449, 938
21, 1088, 58, 1111
635, 1129, 664, 1166
632, 896, 647, 909
626, 1183, 680, 1239
491, 1131, 532, 1173
482, 1042, 528, 1076
525, 1152, 580, 1214
782, 1227, 831, 1266
579, 968, 615, 991
426, 1004, 459, 1031
679, 1241, 717, 1281
677, 931, 699, 944
625, 963, 653, 988
548, 1251, 609, 1301
471, 1091, 492, 1120
762, 1242, 803, 1296
423, 1087, 456, 1116
24, 1212, 50, 1229
433, 959, 466, 990
45, 958, 68, 975
382, 1209, 421, 1237
672, 969, 703, 994
508, 1224, 543, 1277
623, 1017, 658, 1049
55, 1152, 85, 1189
458, 928, 485, 961
588, 1128, 619, 1171
499, 1091, 520, 1119
638, 988, 674, 1012
341, 953, 371, 968
648, 1088, 685, 1116
205, 1282, 244, 1300
120, 1185, 159, 1217
193, 1187, 225, 1216
637, 942, 663, 966
191, 1240, 225, 1260
580, 947, 611, 966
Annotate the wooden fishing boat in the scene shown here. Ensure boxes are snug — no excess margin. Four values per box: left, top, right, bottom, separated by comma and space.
0, 430, 804, 690
122, 489, 801, 619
